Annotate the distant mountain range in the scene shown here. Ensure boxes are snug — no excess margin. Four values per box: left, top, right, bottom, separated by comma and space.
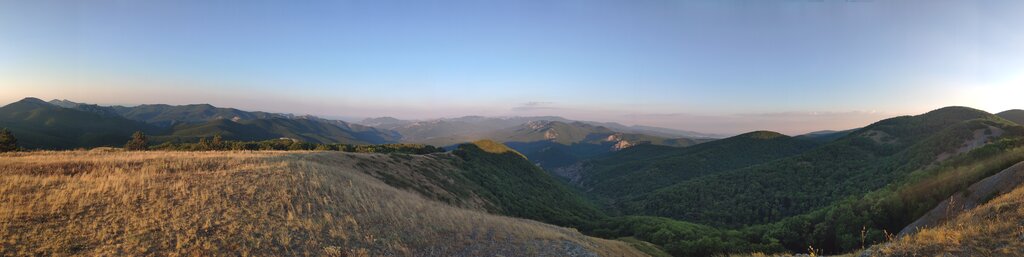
0, 98, 161, 149
0, 98, 717, 153
358, 116, 722, 142
350, 116, 720, 168
0, 98, 398, 148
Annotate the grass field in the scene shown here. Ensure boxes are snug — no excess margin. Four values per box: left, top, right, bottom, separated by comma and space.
0, 150, 644, 256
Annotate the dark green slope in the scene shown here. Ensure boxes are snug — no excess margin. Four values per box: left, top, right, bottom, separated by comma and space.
572, 131, 819, 210
589, 137, 1024, 256
627, 106, 1024, 227
795, 128, 857, 143
366, 140, 604, 229
505, 141, 614, 169
998, 109, 1024, 125
0, 98, 161, 149
449, 140, 605, 228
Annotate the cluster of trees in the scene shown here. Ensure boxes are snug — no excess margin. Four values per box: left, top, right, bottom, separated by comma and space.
0, 128, 18, 152
591, 216, 783, 256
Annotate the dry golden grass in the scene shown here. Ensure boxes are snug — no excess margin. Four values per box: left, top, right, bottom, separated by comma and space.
470, 140, 528, 159
0, 150, 645, 256
720, 251, 864, 257
873, 183, 1024, 257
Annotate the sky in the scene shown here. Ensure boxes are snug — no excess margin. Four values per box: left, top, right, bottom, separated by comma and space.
1, 0, 1023, 135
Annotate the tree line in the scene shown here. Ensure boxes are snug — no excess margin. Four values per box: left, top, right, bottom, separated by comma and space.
128, 131, 445, 154
0, 129, 444, 155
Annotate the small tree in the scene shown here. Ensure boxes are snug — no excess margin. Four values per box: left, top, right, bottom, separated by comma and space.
211, 134, 224, 150
125, 131, 148, 151
197, 137, 210, 151
0, 128, 18, 152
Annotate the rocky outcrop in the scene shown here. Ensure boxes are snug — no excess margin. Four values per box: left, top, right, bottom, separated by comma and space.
611, 140, 634, 151
935, 126, 1005, 162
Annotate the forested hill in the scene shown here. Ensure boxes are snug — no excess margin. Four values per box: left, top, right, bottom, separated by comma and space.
622, 106, 1024, 227
0, 98, 162, 149
560, 130, 819, 210
0, 98, 400, 148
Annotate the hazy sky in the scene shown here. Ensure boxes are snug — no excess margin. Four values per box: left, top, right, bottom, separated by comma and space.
2, 0, 1023, 135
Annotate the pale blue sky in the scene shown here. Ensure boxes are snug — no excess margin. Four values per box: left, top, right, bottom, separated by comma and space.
2, 0, 1023, 134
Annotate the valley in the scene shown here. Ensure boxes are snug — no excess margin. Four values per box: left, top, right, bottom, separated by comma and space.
3, 98, 1024, 256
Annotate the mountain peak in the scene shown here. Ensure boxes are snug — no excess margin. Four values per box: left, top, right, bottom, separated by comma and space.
186, 103, 217, 109
48, 99, 81, 108
16, 97, 50, 105
921, 106, 992, 121
525, 120, 560, 129
736, 130, 787, 140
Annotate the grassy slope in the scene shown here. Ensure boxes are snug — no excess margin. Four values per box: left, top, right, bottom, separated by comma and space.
305, 140, 603, 230
0, 151, 644, 256
872, 177, 1024, 256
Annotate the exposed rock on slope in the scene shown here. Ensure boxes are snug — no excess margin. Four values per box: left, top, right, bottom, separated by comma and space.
934, 126, 1004, 162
